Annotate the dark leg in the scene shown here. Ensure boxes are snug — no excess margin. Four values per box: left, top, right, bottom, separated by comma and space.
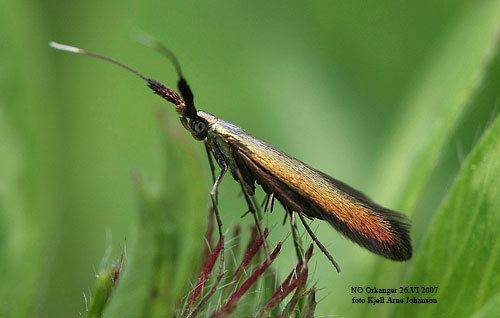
251, 195, 264, 219
202, 142, 217, 249
234, 168, 270, 257
264, 193, 275, 213
261, 194, 270, 211
297, 212, 341, 273
210, 167, 227, 240
204, 142, 216, 184
282, 212, 288, 225
289, 210, 304, 262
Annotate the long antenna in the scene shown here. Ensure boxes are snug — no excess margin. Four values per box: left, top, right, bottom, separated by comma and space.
136, 31, 197, 117
133, 32, 184, 77
49, 41, 187, 111
133, 33, 196, 118
50, 41, 148, 81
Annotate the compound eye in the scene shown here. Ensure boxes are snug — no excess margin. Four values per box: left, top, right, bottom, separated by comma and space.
194, 121, 207, 134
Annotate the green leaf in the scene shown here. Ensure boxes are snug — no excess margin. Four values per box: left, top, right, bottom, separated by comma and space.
395, 115, 500, 317
471, 293, 500, 318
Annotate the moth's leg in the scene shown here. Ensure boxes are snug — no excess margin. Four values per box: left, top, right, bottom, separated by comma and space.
282, 212, 288, 225
240, 195, 262, 218
251, 196, 263, 219
204, 142, 216, 184
289, 210, 305, 261
297, 212, 341, 273
261, 194, 270, 211
261, 193, 275, 213
210, 165, 227, 241
234, 168, 270, 257
201, 142, 218, 250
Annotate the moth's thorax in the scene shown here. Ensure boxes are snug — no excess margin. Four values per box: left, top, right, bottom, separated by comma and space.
197, 110, 218, 126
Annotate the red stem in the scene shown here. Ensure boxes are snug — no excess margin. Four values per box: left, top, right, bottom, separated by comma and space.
232, 228, 269, 281
255, 244, 313, 317
210, 242, 282, 318
182, 238, 223, 317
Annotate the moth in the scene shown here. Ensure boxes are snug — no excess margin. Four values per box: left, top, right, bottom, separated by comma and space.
50, 40, 412, 272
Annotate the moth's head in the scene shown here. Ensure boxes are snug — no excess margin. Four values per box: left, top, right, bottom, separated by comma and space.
146, 75, 212, 141
180, 110, 217, 141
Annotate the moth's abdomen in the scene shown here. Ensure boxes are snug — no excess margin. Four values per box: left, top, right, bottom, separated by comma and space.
318, 199, 412, 261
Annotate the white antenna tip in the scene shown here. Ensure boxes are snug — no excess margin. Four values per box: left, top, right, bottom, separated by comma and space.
132, 30, 156, 48
49, 41, 83, 53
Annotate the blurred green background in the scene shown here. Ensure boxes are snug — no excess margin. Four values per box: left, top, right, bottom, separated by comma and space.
1, 0, 499, 317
